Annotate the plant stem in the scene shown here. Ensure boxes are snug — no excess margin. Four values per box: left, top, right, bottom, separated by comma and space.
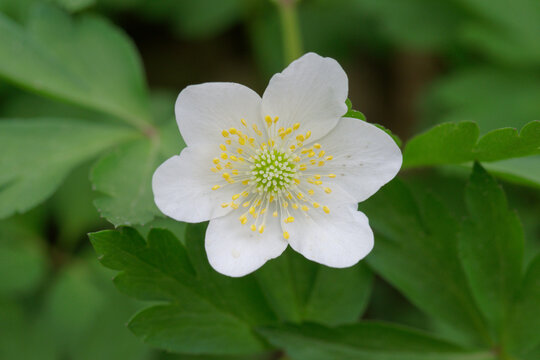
276, 0, 303, 65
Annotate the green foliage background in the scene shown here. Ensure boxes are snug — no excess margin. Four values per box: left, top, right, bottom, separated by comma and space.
0, 1, 539, 359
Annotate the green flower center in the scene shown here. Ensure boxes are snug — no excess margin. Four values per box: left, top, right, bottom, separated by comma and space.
250, 148, 297, 194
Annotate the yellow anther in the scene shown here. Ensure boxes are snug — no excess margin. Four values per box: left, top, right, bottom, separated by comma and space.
301, 205, 309, 211
314, 174, 321, 179
229, 128, 237, 134
296, 134, 305, 142
292, 203, 299, 210
285, 216, 295, 223
308, 151, 316, 157
220, 144, 226, 151
230, 155, 238, 161
286, 128, 292, 134
224, 162, 232, 169
324, 187, 332, 194
232, 169, 239, 175
250, 224, 256, 232
222, 130, 229, 137
241, 191, 249, 197
216, 164, 222, 170
274, 116, 279, 123
328, 174, 336, 178
314, 143, 321, 149
287, 193, 293, 200
318, 161, 325, 167
305, 131, 311, 139
273, 211, 278, 217
283, 201, 289, 208
242, 180, 249, 185
221, 203, 229, 208
222, 173, 230, 179
313, 202, 320, 208
241, 118, 247, 127
238, 137, 246, 145
249, 137, 255, 144
293, 178, 300, 185
220, 153, 228, 160
265, 115, 273, 126
323, 206, 330, 214
239, 215, 248, 224
231, 202, 239, 209
293, 123, 300, 130
326, 156, 333, 161
283, 231, 290, 240
243, 201, 250, 208
294, 156, 301, 162
318, 150, 326, 158
260, 208, 267, 215
256, 199, 262, 207
310, 160, 317, 165
297, 142, 303, 147
269, 195, 275, 202
314, 180, 323, 185
212, 185, 220, 190
297, 193, 304, 200
299, 164, 307, 171
290, 145, 296, 151
308, 189, 315, 196
213, 158, 220, 164
249, 206, 256, 215
237, 148, 244, 154
226, 139, 232, 145
211, 168, 218, 173
259, 225, 265, 233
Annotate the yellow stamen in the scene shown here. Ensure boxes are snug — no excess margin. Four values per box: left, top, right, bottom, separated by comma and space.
324, 187, 332, 194
283, 231, 290, 240
211, 185, 220, 190
222, 130, 229, 137
323, 206, 330, 214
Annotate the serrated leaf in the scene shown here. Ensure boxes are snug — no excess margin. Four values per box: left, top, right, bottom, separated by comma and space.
403, 121, 540, 168
0, 118, 135, 218
359, 179, 490, 346
257, 322, 494, 360
256, 249, 372, 325
506, 253, 540, 354
91, 138, 161, 226
89, 226, 276, 355
459, 163, 524, 334
0, 4, 151, 126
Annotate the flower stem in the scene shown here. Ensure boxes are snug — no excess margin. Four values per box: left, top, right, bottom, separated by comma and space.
276, 0, 303, 65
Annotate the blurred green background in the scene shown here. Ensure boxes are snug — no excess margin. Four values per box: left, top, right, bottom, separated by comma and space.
0, 0, 539, 359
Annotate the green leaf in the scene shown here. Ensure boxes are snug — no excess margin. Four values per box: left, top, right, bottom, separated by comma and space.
89, 225, 275, 355
359, 179, 490, 346
506, 253, 540, 354
0, 118, 135, 218
0, 4, 151, 127
256, 249, 372, 325
258, 322, 494, 360
91, 137, 161, 226
403, 121, 540, 168
483, 156, 540, 189
459, 163, 524, 334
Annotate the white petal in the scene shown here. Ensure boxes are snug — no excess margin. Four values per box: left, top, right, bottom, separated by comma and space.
152, 147, 243, 223
286, 204, 374, 268
205, 213, 288, 277
176, 82, 263, 147
318, 117, 402, 202
262, 53, 348, 142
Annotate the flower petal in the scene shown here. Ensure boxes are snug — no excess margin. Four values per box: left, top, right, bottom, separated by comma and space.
152, 147, 243, 223
318, 117, 402, 202
176, 82, 262, 147
262, 53, 348, 142
205, 213, 288, 277
286, 204, 374, 268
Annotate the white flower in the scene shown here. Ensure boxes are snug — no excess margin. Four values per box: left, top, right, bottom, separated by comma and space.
152, 53, 402, 277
